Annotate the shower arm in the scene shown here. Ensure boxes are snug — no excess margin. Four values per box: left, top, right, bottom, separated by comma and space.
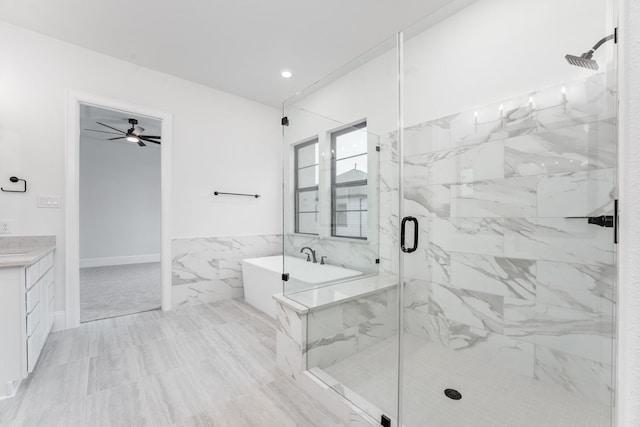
583, 34, 614, 58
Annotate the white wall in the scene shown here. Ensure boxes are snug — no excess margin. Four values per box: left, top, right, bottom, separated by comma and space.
0, 21, 282, 318
290, 0, 613, 136
79, 136, 161, 267
618, 0, 640, 425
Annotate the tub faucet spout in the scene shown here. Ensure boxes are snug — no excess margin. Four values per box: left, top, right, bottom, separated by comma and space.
300, 247, 317, 263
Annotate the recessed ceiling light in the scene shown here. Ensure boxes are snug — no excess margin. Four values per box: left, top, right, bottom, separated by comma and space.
281, 69, 292, 79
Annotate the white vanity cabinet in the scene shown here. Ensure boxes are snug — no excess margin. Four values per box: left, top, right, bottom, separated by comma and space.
0, 250, 55, 397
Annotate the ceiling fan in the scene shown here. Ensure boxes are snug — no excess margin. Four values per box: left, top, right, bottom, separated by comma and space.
85, 118, 161, 147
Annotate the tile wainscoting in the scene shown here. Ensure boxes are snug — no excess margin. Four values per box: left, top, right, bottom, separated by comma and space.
284, 234, 379, 275
172, 235, 282, 307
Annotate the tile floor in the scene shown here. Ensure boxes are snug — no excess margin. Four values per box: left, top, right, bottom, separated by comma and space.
80, 263, 161, 322
0, 299, 346, 427
320, 334, 613, 427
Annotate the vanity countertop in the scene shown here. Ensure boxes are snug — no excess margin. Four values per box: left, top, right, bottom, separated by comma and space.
0, 236, 56, 268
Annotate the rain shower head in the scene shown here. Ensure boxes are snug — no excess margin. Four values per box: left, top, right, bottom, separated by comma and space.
565, 53, 599, 70
565, 33, 614, 70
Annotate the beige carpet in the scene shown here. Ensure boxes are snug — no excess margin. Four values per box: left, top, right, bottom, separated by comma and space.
80, 262, 161, 322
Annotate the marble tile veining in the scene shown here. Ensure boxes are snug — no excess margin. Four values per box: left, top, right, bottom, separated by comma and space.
172, 234, 282, 307
374, 72, 617, 412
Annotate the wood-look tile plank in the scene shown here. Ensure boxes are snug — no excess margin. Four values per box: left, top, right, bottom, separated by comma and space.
16, 358, 89, 419
87, 347, 140, 395
84, 382, 151, 427
3, 299, 348, 427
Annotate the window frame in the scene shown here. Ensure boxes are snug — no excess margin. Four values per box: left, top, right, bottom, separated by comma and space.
330, 121, 368, 240
294, 138, 319, 235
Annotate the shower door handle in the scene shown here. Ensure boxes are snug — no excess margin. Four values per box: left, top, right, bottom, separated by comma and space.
401, 216, 418, 253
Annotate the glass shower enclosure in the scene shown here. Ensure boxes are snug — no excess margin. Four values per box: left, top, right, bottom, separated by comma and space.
282, 1, 617, 426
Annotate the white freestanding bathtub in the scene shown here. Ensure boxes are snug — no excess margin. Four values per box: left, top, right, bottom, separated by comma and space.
241, 255, 363, 318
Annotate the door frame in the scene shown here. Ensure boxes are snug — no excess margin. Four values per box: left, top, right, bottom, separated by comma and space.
65, 90, 173, 329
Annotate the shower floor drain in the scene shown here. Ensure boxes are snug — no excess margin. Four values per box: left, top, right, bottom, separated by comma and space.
444, 388, 462, 400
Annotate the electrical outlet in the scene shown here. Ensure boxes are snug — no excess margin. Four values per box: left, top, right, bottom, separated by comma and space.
0, 220, 10, 234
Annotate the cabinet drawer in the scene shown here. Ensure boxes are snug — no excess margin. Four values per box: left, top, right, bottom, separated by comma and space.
48, 279, 55, 302
42, 252, 53, 272
43, 268, 54, 290
25, 262, 39, 289
26, 303, 40, 337
27, 326, 42, 373
48, 297, 55, 329
26, 280, 41, 314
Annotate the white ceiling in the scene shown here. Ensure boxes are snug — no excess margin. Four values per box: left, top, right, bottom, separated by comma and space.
0, 0, 457, 106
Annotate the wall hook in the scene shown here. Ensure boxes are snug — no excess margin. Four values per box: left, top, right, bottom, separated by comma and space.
1, 177, 27, 193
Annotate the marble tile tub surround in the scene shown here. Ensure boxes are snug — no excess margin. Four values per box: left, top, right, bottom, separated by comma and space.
275, 283, 398, 382
171, 234, 282, 307
274, 295, 384, 426
284, 233, 379, 276
379, 73, 617, 406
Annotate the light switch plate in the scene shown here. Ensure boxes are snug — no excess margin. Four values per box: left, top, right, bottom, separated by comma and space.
38, 196, 61, 208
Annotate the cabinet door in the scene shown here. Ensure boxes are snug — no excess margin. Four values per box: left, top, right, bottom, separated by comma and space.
48, 272, 55, 331
40, 271, 49, 336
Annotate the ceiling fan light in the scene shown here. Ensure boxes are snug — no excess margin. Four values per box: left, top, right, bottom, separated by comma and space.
126, 135, 140, 143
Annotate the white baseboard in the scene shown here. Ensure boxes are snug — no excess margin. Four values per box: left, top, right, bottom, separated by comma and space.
79, 254, 161, 268
52, 311, 67, 331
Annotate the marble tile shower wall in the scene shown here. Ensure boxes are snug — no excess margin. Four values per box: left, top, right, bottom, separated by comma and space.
172, 235, 282, 307
380, 73, 616, 406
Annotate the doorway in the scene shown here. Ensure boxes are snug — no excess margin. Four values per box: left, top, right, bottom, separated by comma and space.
65, 91, 173, 329
78, 104, 162, 322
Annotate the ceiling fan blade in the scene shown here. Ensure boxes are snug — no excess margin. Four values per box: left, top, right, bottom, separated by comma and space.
84, 128, 122, 135
141, 135, 161, 139
137, 141, 146, 147
96, 122, 126, 134
140, 136, 161, 145
108, 137, 126, 140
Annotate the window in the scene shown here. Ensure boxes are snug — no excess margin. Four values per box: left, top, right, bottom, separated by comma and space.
331, 122, 367, 239
294, 139, 319, 234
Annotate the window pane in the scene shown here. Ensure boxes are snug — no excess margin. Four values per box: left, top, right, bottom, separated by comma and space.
297, 142, 318, 168
297, 212, 318, 234
334, 211, 367, 238
298, 190, 318, 212
298, 165, 319, 188
330, 122, 367, 240
335, 185, 367, 209
335, 155, 367, 183
335, 127, 367, 160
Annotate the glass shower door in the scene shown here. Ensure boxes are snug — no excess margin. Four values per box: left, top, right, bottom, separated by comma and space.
281, 35, 401, 424
399, 1, 617, 426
